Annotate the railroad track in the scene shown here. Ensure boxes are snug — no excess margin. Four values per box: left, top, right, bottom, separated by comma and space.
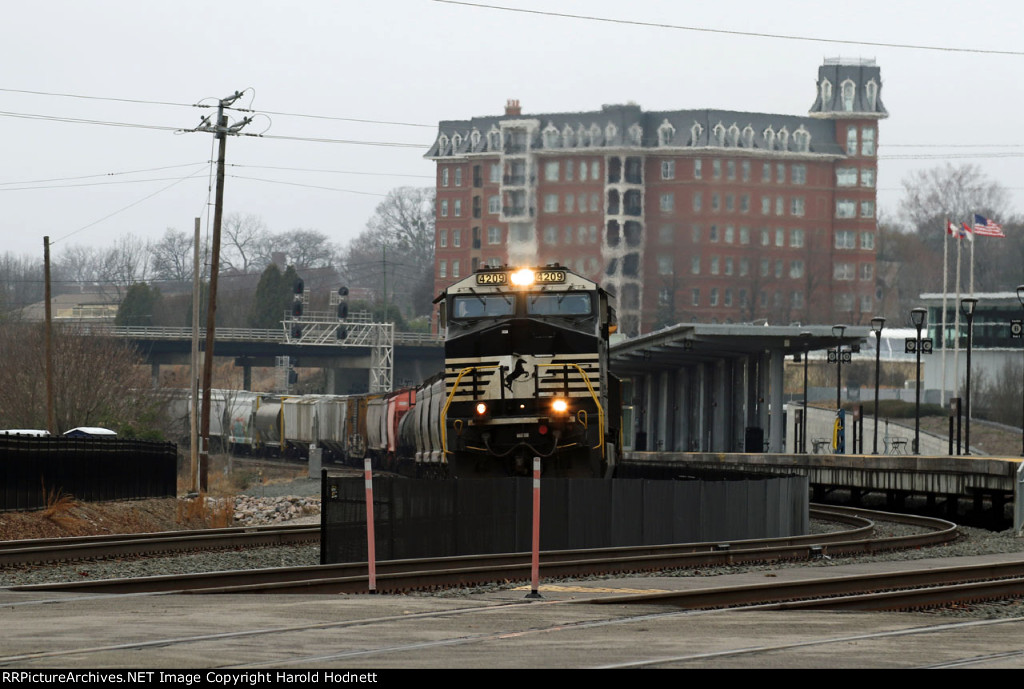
0, 524, 319, 566
10, 505, 957, 595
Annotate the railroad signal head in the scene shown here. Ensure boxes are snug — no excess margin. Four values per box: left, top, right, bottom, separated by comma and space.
291, 300, 303, 317
337, 327, 348, 341
338, 286, 349, 297
337, 302, 348, 320
294, 279, 304, 295
291, 324, 303, 338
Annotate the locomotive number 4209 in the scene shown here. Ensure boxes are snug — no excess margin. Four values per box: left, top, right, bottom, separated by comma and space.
476, 272, 507, 285
534, 270, 566, 283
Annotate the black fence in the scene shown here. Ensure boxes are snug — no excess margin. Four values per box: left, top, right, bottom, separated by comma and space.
321, 472, 808, 564
0, 436, 178, 511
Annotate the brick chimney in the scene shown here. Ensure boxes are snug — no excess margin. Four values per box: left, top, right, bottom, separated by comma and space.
504, 99, 521, 116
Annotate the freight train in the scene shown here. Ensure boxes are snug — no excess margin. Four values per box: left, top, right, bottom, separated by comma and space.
176, 264, 620, 478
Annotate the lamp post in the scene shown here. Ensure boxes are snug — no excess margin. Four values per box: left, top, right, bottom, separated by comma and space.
800, 331, 812, 454
1017, 285, 1024, 457
960, 298, 978, 456
870, 316, 885, 455
910, 308, 927, 455
832, 324, 846, 410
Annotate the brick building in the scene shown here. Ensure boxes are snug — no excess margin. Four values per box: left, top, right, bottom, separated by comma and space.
426, 59, 886, 336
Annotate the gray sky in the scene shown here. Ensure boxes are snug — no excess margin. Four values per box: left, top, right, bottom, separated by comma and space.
1, 0, 1020, 264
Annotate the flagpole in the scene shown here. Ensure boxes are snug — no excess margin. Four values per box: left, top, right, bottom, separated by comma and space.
954, 234, 962, 400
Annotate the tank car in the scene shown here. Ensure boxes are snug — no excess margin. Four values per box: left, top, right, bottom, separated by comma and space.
435, 264, 620, 478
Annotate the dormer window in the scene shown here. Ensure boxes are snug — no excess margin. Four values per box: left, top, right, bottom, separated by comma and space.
728, 124, 740, 147
438, 133, 450, 155
605, 123, 617, 144
542, 123, 559, 148
777, 127, 789, 151
578, 124, 588, 147
841, 80, 856, 111
658, 119, 675, 146
628, 123, 643, 146
712, 123, 725, 147
562, 124, 575, 148
820, 79, 833, 107
741, 126, 754, 148
487, 127, 501, 150
590, 124, 603, 146
865, 80, 879, 111
690, 122, 703, 146
470, 128, 481, 149
763, 126, 775, 151
452, 133, 463, 150
793, 127, 810, 152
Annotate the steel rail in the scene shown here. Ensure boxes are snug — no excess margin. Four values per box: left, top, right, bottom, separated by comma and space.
11, 506, 956, 595
0, 524, 318, 566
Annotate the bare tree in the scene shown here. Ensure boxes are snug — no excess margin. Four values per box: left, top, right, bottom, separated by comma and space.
276, 228, 338, 270
900, 164, 1010, 235
150, 228, 194, 284
96, 234, 151, 299
221, 213, 272, 274
0, 252, 44, 314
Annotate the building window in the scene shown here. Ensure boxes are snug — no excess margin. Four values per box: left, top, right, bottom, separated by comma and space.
452, 260, 460, 278
692, 289, 700, 306
846, 126, 858, 156
691, 256, 700, 275
790, 260, 804, 279
739, 227, 750, 245
775, 228, 785, 247
658, 120, 675, 146
739, 194, 750, 213
760, 258, 770, 277
488, 226, 501, 245
860, 263, 874, 280
710, 256, 720, 275
725, 194, 735, 212
835, 231, 856, 249
861, 168, 875, 187
453, 229, 461, 247
564, 226, 573, 244
834, 263, 855, 280
724, 225, 735, 243
544, 226, 558, 245
712, 194, 720, 212
544, 161, 559, 181
791, 197, 805, 216
439, 229, 447, 248
861, 128, 876, 156
761, 229, 770, 247
692, 225, 702, 242
693, 192, 702, 212
579, 160, 588, 181
709, 225, 719, 242
440, 199, 448, 217
792, 291, 805, 309
660, 193, 675, 212
544, 194, 558, 213
724, 257, 734, 276
694, 159, 702, 179
489, 163, 501, 183
710, 288, 719, 306
441, 168, 449, 187
842, 80, 856, 111
453, 200, 461, 217
860, 201, 875, 218
762, 163, 771, 183
739, 258, 750, 276
774, 260, 784, 278
661, 160, 675, 180
790, 228, 804, 248
775, 196, 784, 216
836, 200, 856, 219
713, 159, 722, 179
777, 163, 786, 183
439, 260, 447, 278
592, 160, 600, 180
792, 164, 806, 184
861, 294, 873, 312
658, 255, 673, 275
590, 194, 599, 212
761, 196, 771, 215
488, 196, 500, 214
565, 194, 575, 213
454, 168, 462, 187
836, 168, 858, 186
861, 232, 875, 250
659, 225, 673, 244
727, 160, 736, 180
793, 129, 811, 152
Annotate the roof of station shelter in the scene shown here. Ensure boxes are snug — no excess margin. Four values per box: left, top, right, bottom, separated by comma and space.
609, 323, 870, 375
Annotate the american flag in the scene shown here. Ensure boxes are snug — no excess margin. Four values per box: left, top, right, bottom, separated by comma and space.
973, 214, 1006, 238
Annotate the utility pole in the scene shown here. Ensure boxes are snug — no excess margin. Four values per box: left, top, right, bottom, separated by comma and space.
192, 91, 251, 492
43, 236, 55, 435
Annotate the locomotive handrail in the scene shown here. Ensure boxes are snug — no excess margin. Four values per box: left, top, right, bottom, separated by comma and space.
439, 364, 504, 459
534, 362, 605, 457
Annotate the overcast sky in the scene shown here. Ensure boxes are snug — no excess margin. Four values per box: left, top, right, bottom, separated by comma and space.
1, 0, 1020, 264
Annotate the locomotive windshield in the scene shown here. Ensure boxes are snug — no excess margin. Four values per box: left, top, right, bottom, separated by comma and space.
527, 292, 592, 317
452, 294, 514, 319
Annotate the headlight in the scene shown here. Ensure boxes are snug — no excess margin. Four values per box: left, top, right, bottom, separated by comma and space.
475, 402, 488, 416
551, 398, 569, 414
510, 268, 535, 286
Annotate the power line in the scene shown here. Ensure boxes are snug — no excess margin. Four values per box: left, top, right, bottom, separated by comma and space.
228, 163, 432, 178
433, 0, 1024, 56
0, 162, 208, 188
226, 175, 390, 197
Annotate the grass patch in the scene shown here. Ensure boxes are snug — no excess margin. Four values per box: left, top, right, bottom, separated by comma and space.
176, 493, 234, 529
40, 480, 81, 527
